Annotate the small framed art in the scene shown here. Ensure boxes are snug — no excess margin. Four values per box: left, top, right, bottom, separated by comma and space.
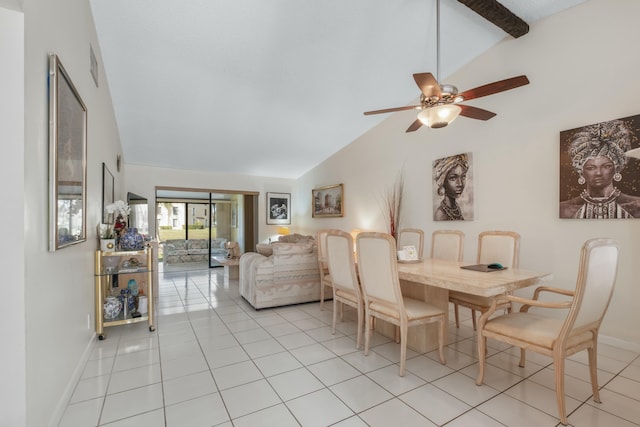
312, 184, 344, 218
266, 192, 291, 225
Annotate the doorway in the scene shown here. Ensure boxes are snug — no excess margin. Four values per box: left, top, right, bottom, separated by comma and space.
155, 188, 258, 269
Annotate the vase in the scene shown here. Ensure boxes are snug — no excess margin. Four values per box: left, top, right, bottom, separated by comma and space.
120, 228, 144, 251
100, 238, 116, 252
104, 296, 122, 320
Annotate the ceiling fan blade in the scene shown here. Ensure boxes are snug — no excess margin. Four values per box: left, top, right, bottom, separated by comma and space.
413, 72, 442, 99
363, 105, 421, 115
406, 119, 423, 133
459, 104, 497, 121
458, 75, 529, 102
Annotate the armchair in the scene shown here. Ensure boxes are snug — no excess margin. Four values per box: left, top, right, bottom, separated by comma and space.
476, 238, 620, 425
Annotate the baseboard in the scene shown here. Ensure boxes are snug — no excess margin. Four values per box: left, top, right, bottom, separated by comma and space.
599, 334, 640, 353
48, 334, 97, 427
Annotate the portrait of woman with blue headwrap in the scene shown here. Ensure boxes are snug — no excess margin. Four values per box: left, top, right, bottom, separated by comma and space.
559, 117, 640, 219
433, 153, 474, 221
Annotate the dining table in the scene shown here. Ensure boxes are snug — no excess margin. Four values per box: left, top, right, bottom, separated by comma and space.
376, 258, 552, 353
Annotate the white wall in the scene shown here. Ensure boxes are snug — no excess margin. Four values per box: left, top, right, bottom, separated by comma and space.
295, 0, 640, 347
126, 164, 295, 243
1, 7, 25, 427
23, 0, 122, 425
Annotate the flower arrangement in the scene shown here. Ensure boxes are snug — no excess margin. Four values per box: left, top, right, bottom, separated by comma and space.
381, 169, 404, 241
105, 200, 131, 217
105, 200, 131, 235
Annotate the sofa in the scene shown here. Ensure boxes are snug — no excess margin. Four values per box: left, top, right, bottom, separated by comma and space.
163, 238, 228, 264
240, 235, 321, 309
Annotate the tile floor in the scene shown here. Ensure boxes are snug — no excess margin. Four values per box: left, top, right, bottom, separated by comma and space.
59, 266, 640, 426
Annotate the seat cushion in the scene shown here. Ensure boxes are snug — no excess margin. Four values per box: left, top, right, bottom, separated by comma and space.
483, 312, 593, 349
369, 297, 443, 321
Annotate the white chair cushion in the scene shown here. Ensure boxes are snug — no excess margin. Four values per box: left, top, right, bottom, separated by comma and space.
484, 312, 593, 349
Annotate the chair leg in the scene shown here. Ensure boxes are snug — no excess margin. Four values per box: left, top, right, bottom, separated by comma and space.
471, 309, 477, 331
355, 304, 363, 350
588, 344, 601, 403
320, 280, 325, 310
519, 348, 526, 367
476, 333, 486, 386
399, 323, 408, 377
454, 303, 460, 328
438, 316, 446, 364
394, 326, 400, 343
331, 298, 338, 335
364, 310, 371, 356
554, 352, 568, 426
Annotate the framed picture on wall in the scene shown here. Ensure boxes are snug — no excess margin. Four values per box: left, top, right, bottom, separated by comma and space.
312, 184, 344, 218
48, 53, 88, 251
559, 114, 640, 219
432, 153, 474, 221
267, 192, 291, 225
102, 163, 114, 223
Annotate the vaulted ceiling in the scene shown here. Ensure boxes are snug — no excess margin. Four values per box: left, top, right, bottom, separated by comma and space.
89, 0, 586, 179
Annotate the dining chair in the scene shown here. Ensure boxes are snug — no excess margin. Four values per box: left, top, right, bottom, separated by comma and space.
326, 230, 364, 349
449, 230, 520, 330
316, 229, 334, 310
356, 232, 445, 376
430, 229, 464, 262
398, 228, 424, 259
476, 238, 619, 426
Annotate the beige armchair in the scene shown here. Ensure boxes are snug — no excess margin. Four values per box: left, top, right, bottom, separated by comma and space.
449, 230, 520, 329
356, 232, 445, 376
476, 238, 620, 425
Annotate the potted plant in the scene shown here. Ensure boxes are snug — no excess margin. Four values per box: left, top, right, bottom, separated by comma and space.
98, 223, 116, 252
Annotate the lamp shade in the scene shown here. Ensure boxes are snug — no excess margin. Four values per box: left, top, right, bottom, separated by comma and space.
277, 226, 290, 235
417, 104, 462, 129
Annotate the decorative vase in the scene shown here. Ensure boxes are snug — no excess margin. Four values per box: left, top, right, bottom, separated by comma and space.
118, 289, 136, 315
104, 296, 122, 320
120, 228, 144, 251
127, 279, 139, 296
100, 238, 116, 252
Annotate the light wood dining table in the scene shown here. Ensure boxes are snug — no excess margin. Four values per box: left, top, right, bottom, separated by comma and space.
376, 258, 552, 353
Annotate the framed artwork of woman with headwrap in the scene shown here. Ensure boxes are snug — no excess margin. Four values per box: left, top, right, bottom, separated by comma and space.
433, 153, 474, 221
559, 115, 640, 219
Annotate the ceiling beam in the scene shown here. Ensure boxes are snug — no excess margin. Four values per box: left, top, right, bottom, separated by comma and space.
457, 0, 529, 38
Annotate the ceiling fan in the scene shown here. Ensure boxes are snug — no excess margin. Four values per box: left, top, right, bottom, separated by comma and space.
363, 0, 530, 132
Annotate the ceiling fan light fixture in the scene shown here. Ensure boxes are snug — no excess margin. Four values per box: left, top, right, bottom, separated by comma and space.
418, 104, 462, 129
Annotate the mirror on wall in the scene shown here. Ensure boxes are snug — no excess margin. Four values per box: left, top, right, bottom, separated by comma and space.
127, 192, 149, 235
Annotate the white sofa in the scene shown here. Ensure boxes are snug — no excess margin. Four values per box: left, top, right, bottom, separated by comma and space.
163, 238, 228, 264
240, 237, 321, 309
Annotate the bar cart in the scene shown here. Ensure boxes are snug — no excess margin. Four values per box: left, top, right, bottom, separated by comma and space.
94, 247, 155, 340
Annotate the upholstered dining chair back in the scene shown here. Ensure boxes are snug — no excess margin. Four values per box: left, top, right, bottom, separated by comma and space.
356, 232, 403, 309
431, 230, 464, 261
316, 229, 331, 264
326, 231, 359, 296
326, 229, 364, 348
398, 228, 424, 259
357, 231, 447, 376
571, 238, 619, 331
477, 230, 520, 268
317, 229, 335, 309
